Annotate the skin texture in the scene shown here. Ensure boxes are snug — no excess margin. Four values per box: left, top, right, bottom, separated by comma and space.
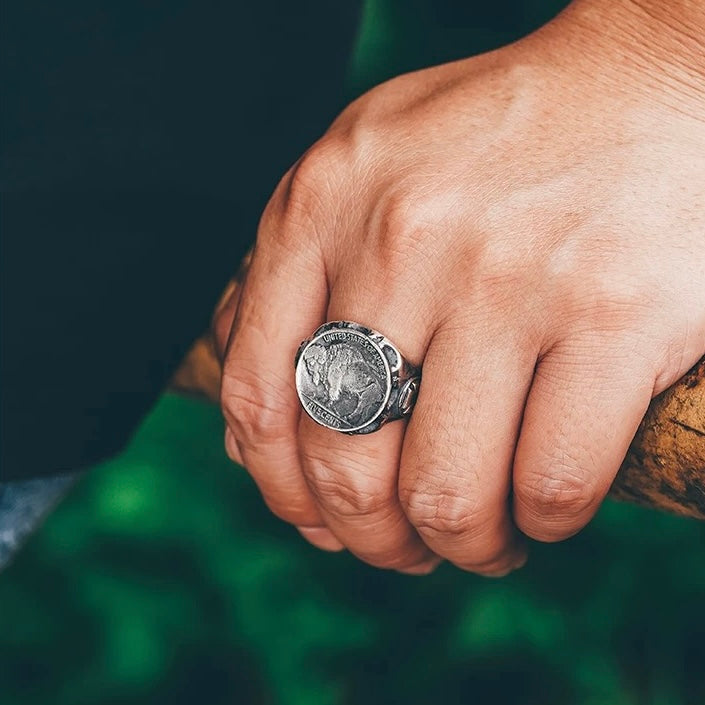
218, 0, 705, 576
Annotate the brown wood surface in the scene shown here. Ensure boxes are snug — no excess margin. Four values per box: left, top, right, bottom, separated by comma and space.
170, 261, 705, 520
610, 357, 705, 519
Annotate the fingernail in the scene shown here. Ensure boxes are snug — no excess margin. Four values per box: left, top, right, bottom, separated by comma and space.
297, 526, 345, 552
512, 552, 528, 571
398, 556, 443, 576
481, 553, 528, 578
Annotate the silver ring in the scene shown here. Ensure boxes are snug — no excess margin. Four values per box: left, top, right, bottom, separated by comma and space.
294, 320, 421, 434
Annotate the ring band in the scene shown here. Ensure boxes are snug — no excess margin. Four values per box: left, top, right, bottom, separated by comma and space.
294, 321, 421, 434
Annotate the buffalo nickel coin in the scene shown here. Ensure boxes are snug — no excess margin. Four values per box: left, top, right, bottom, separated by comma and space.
295, 326, 392, 432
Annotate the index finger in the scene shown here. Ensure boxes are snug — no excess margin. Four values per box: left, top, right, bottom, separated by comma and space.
220, 167, 331, 531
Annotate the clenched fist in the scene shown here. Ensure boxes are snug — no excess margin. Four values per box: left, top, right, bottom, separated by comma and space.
217, 0, 705, 576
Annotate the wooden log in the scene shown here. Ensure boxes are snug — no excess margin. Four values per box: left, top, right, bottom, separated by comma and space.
170, 257, 705, 520
610, 358, 705, 519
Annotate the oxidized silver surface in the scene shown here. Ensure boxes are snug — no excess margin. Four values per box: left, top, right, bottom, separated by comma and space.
295, 321, 421, 434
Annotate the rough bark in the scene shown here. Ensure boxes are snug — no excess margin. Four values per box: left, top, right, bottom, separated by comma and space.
170, 261, 705, 520
609, 357, 705, 519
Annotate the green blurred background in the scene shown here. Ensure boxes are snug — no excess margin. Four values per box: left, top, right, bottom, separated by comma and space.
3, 2, 705, 704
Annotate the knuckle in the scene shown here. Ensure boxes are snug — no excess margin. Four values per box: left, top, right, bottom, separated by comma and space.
262, 138, 347, 254
374, 192, 435, 261
516, 469, 599, 524
303, 454, 387, 518
220, 368, 291, 449
589, 274, 652, 319
475, 242, 535, 304
400, 484, 483, 540
554, 252, 656, 331
453, 226, 543, 316
281, 140, 343, 223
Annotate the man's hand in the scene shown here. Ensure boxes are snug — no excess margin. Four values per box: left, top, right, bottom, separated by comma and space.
218, 0, 705, 576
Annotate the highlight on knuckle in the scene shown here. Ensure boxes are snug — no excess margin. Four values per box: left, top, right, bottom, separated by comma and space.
280, 140, 343, 227
375, 192, 434, 260
473, 239, 537, 307
561, 261, 657, 332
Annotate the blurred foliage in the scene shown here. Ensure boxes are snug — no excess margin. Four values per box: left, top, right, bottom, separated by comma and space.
2, 395, 705, 705
3, 2, 705, 704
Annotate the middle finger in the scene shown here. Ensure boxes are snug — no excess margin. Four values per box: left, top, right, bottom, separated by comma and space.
297, 265, 439, 573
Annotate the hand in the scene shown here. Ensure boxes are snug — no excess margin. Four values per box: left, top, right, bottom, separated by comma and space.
218, 0, 705, 575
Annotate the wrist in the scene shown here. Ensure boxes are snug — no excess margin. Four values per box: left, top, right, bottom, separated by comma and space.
540, 0, 705, 119
625, 0, 705, 79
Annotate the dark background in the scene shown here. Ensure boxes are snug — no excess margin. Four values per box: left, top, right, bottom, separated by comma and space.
2, 1, 705, 704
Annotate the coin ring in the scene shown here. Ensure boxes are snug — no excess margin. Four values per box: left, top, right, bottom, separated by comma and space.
294, 321, 420, 435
